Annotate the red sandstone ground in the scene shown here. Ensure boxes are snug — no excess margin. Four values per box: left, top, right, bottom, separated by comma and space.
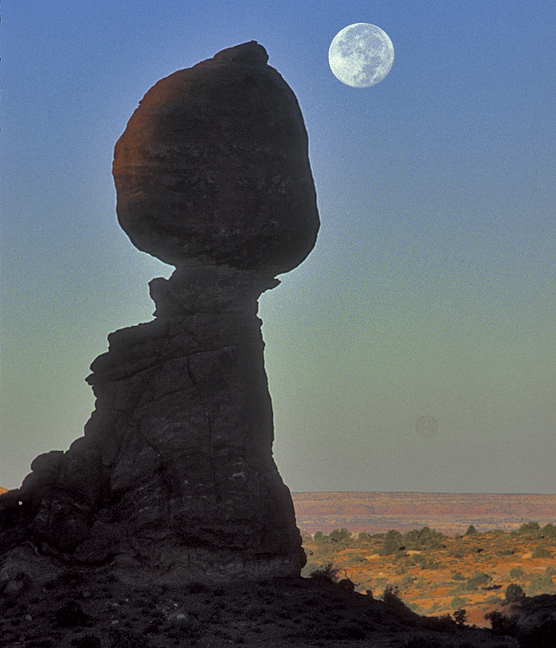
301, 522, 556, 631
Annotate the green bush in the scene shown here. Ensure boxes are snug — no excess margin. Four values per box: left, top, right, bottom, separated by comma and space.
453, 608, 467, 625
402, 526, 444, 550
532, 545, 552, 559
541, 523, 556, 538
484, 595, 502, 605
519, 521, 540, 535
451, 571, 465, 581
509, 567, 526, 579
450, 596, 469, 609
313, 531, 326, 545
465, 571, 490, 591
505, 583, 525, 602
382, 529, 403, 555
527, 574, 554, 595
328, 528, 352, 545
465, 525, 477, 536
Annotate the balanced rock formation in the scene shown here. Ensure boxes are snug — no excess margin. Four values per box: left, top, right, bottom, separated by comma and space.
0, 41, 319, 584
113, 40, 318, 274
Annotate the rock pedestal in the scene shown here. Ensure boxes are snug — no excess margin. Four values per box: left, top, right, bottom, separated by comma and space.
0, 41, 318, 584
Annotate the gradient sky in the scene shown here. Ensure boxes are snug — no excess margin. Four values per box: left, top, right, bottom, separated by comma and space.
1, 1, 555, 493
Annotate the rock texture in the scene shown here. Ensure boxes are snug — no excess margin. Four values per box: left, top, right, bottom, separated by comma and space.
113, 40, 319, 274
0, 41, 318, 584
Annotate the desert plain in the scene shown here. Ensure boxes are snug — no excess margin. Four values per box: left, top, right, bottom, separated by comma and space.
296, 492, 556, 629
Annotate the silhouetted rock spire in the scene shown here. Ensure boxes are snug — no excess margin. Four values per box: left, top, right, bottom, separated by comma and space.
0, 42, 319, 584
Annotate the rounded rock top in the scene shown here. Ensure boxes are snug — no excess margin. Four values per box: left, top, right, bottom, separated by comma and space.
113, 41, 319, 275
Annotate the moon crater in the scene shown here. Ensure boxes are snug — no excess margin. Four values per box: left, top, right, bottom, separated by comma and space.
329, 23, 394, 88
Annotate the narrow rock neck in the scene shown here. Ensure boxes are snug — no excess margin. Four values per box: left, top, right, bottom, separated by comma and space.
149, 265, 280, 320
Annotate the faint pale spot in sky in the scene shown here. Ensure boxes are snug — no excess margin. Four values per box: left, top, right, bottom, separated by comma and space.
415, 415, 438, 438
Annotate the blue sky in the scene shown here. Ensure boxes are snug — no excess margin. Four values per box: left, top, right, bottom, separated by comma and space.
1, 1, 555, 493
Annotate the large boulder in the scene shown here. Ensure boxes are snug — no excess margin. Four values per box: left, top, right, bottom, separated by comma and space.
113, 41, 319, 274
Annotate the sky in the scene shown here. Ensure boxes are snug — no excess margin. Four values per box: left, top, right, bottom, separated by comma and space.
1, 1, 555, 494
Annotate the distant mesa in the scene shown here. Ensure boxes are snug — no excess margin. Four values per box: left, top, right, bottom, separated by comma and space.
0, 41, 318, 585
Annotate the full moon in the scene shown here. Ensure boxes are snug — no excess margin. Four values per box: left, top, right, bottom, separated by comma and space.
329, 23, 394, 88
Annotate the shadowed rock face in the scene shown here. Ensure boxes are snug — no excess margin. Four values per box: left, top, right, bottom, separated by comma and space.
0, 42, 318, 584
113, 40, 319, 274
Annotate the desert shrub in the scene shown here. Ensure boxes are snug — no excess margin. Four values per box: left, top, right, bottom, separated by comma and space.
465, 571, 490, 590
382, 529, 403, 555
484, 610, 519, 635
541, 523, 556, 538
403, 526, 444, 550
545, 566, 556, 576
532, 545, 552, 559
411, 553, 439, 570
347, 554, 368, 565
400, 573, 414, 585
453, 607, 468, 625
382, 584, 406, 609
328, 528, 352, 546
519, 522, 540, 535
309, 563, 339, 584
313, 544, 335, 560
501, 548, 514, 555
485, 595, 502, 605
357, 531, 373, 542
505, 583, 525, 602
527, 574, 554, 595
451, 581, 466, 594
465, 524, 478, 536
313, 531, 326, 545
510, 567, 526, 579
451, 571, 465, 581
450, 596, 469, 609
